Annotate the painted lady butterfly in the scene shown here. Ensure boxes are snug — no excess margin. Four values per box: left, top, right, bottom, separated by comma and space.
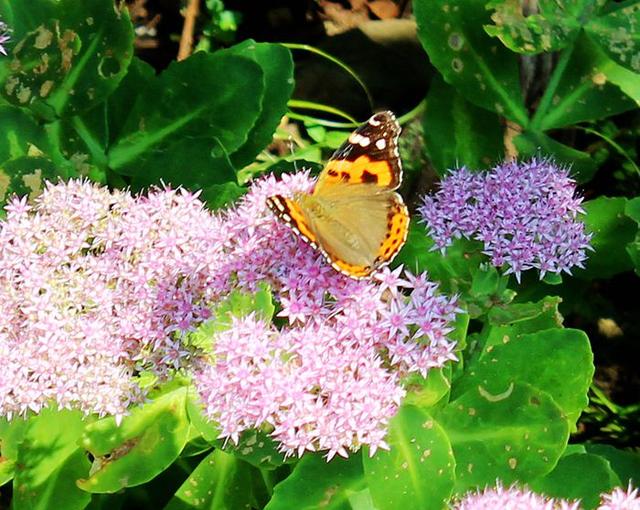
267, 111, 409, 279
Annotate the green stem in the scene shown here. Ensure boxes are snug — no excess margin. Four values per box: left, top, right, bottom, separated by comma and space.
530, 44, 575, 130
576, 125, 640, 176
280, 42, 374, 110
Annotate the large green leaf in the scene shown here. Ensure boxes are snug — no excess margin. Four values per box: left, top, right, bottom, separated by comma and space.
0, 417, 29, 487
580, 196, 636, 278
78, 387, 190, 493
625, 196, 640, 274
363, 405, 455, 510
414, 0, 528, 125
585, 1, 640, 73
514, 130, 598, 183
535, 34, 636, 130
265, 453, 365, 510
105, 50, 264, 188
436, 382, 569, 491
531, 453, 619, 509
164, 449, 255, 510
0, 156, 59, 206
12, 409, 91, 510
0, 106, 52, 163
485, 0, 598, 54
226, 41, 294, 169
584, 444, 640, 486
423, 75, 504, 175
456, 328, 593, 428
0, 0, 134, 119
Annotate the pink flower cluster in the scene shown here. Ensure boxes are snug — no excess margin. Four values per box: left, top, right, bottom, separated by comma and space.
194, 172, 459, 458
0, 181, 221, 420
0, 19, 9, 56
418, 159, 592, 282
453, 483, 640, 510
0, 174, 460, 459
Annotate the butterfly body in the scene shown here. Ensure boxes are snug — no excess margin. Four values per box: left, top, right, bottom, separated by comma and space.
267, 111, 409, 279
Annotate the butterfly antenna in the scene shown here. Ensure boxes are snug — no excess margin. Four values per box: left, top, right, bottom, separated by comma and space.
287, 135, 300, 172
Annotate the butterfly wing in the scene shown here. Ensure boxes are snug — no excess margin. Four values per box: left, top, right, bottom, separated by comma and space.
298, 184, 409, 278
314, 111, 402, 194
267, 111, 409, 279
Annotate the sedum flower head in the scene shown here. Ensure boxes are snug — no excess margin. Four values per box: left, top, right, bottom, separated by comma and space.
452, 483, 580, 510
0, 20, 10, 56
0, 180, 222, 420
193, 172, 460, 459
1, 174, 460, 459
418, 159, 592, 282
451, 482, 640, 510
598, 484, 640, 510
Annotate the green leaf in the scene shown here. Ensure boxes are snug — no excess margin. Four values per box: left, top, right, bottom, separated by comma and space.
584, 444, 640, 486
403, 366, 453, 410
531, 453, 619, 509
514, 130, 597, 183
485, 0, 593, 54
0, 0, 134, 119
585, 1, 640, 74
266, 453, 365, 510
423, 75, 503, 175
227, 41, 294, 169
457, 328, 594, 428
12, 409, 91, 510
0, 156, 59, 208
626, 197, 640, 274
0, 106, 53, 163
79, 386, 190, 493
436, 382, 569, 491
414, 0, 528, 125
580, 196, 636, 278
483, 296, 564, 348
536, 35, 636, 130
364, 405, 455, 509
164, 449, 255, 510
106, 49, 265, 187
395, 223, 483, 296
202, 181, 246, 210
0, 417, 29, 486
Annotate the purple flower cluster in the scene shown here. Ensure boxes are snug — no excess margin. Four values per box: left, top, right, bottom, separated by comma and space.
0, 20, 10, 56
0, 181, 221, 420
194, 172, 459, 459
418, 159, 592, 282
453, 482, 640, 510
0, 174, 460, 459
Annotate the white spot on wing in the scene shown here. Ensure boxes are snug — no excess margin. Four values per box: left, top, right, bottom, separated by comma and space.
359, 136, 370, 147
375, 138, 386, 150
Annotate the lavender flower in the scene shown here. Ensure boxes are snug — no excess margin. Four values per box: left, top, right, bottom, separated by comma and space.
418, 159, 592, 282
1, 174, 460, 460
0, 20, 10, 56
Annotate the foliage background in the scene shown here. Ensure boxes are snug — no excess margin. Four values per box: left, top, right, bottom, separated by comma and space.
0, 0, 639, 509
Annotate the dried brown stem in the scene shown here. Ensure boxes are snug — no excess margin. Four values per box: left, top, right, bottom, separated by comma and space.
178, 0, 200, 61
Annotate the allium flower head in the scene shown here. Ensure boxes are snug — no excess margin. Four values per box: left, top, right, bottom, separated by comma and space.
0, 19, 10, 56
193, 172, 460, 459
418, 159, 592, 282
452, 483, 581, 510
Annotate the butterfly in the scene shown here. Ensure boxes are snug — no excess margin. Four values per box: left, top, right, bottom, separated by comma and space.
266, 111, 409, 279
